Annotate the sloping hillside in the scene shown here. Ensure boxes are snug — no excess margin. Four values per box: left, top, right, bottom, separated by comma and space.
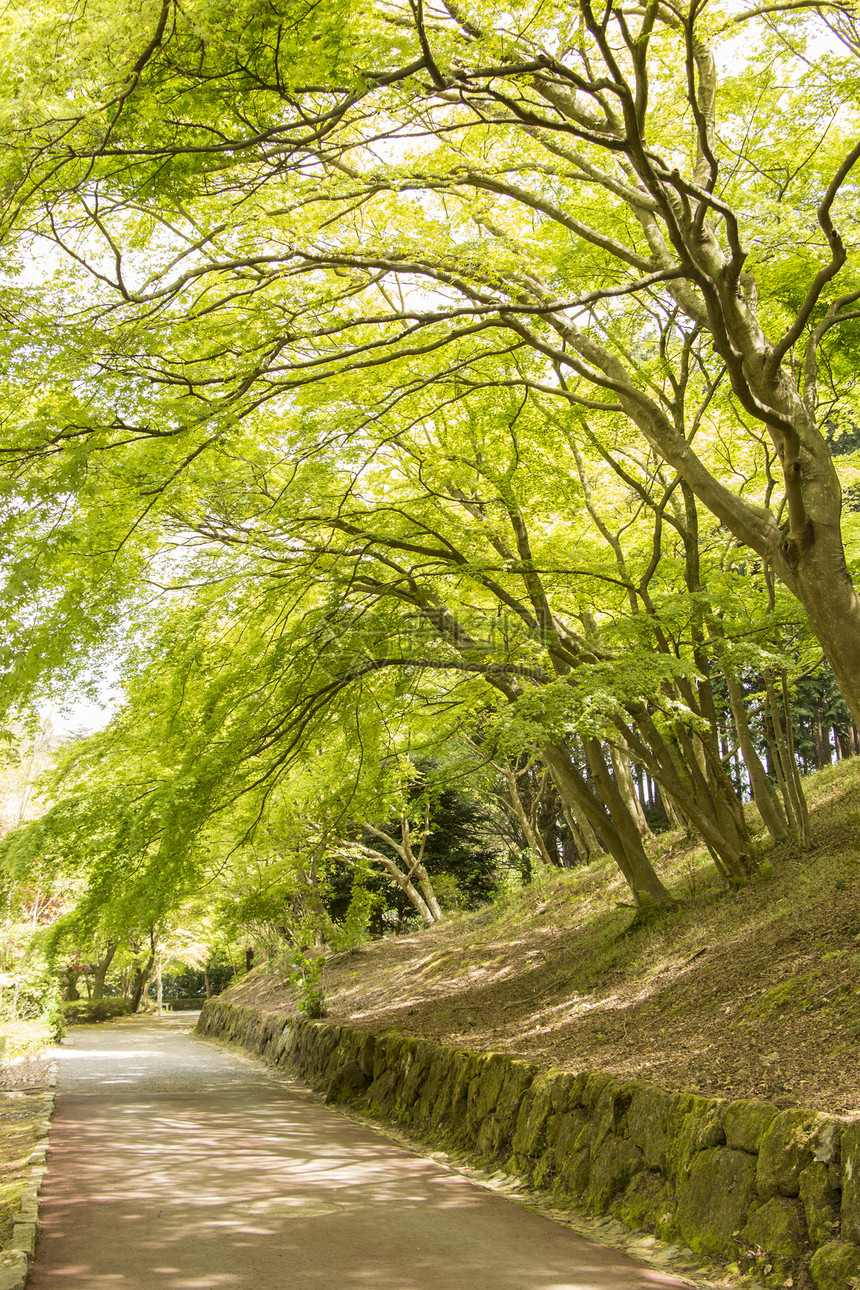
224, 759, 860, 1118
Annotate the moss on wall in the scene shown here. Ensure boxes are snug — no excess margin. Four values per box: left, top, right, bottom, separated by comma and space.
197, 999, 859, 1290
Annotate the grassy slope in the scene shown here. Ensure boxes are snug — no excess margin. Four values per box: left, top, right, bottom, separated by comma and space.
225, 757, 860, 1118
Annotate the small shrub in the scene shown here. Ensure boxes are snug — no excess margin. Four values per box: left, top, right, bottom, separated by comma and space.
46, 1001, 66, 1042
288, 949, 327, 1018
61, 999, 135, 1025
326, 882, 384, 952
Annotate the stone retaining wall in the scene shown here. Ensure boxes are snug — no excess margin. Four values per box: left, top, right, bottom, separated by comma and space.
196, 999, 860, 1290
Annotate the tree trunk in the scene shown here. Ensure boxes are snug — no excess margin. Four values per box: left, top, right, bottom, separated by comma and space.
377, 854, 438, 925
719, 660, 789, 843
608, 738, 655, 840
619, 709, 753, 885
787, 526, 860, 731
131, 933, 157, 1012
659, 785, 690, 833
347, 840, 443, 927
501, 763, 554, 870
131, 959, 154, 1012
759, 674, 807, 847
91, 944, 117, 1002
62, 969, 81, 1002
542, 742, 675, 907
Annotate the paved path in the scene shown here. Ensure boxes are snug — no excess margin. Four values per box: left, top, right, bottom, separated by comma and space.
30, 1014, 689, 1290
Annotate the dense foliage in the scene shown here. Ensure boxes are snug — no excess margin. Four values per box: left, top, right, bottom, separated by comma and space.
2, 0, 860, 1009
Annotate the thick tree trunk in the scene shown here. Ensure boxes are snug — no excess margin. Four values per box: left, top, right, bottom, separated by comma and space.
620, 710, 753, 885
91, 943, 117, 1002
347, 838, 443, 927
559, 802, 603, 863
131, 956, 154, 1012
789, 527, 860, 730
62, 969, 81, 1002
412, 860, 443, 922
377, 855, 438, 925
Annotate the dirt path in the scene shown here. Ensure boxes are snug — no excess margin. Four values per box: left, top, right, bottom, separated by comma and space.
27, 1013, 693, 1290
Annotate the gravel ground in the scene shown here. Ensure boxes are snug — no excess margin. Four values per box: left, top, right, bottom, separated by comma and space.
0, 1057, 52, 1094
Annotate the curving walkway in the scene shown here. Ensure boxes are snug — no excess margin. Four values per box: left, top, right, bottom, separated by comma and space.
29, 1014, 690, 1290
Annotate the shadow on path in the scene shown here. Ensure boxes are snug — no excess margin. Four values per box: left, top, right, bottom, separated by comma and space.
29, 1014, 688, 1290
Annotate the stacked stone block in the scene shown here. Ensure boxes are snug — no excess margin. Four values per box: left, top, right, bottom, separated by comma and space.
197, 999, 860, 1290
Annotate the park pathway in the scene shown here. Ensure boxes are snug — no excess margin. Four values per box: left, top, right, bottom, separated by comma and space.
29, 1014, 690, 1290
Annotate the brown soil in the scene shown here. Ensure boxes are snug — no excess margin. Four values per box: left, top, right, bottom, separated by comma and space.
223, 762, 860, 1120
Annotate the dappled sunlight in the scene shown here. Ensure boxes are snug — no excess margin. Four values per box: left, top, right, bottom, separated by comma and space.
54, 1047, 162, 1063
29, 1020, 686, 1290
306, 780, 860, 1115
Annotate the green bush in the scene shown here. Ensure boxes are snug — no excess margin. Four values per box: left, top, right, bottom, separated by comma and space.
46, 1000, 66, 1042
288, 949, 327, 1018
61, 999, 135, 1025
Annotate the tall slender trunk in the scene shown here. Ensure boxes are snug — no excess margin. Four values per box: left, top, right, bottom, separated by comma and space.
620, 709, 752, 884
542, 742, 675, 907
500, 763, 554, 869
131, 932, 157, 1012
719, 660, 789, 843
608, 738, 654, 840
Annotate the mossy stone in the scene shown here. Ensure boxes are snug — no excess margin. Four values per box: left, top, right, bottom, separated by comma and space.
355, 1032, 376, 1079
809, 1240, 860, 1290
626, 1082, 676, 1171
324, 1045, 345, 1082
549, 1070, 577, 1114
547, 1108, 589, 1163
590, 1081, 634, 1156
466, 1054, 509, 1132
427, 1060, 458, 1126
739, 1195, 808, 1274
725, 1098, 779, 1154
616, 1169, 674, 1230
758, 1111, 839, 1200
397, 1040, 435, 1111
366, 1066, 398, 1114
676, 1147, 759, 1257
554, 1145, 592, 1199
533, 1154, 556, 1189
800, 1162, 842, 1248
325, 1061, 370, 1105
371, 1033, 393, 1082
414, 1054, 449, 1123
668, 1094, 726, 1180
581, 1072, 616, 1112
476, 1108, 513, 1160
511, 1072, 555, 1157
440, 1051, 478, 1126
494, 1060, 538, 1123
842, 1121, 860, 1246
585, 1137, 644, 1212
568, 1071, 590, 1107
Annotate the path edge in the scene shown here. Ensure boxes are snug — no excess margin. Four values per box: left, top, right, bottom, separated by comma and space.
0, 1062, 58, 1290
